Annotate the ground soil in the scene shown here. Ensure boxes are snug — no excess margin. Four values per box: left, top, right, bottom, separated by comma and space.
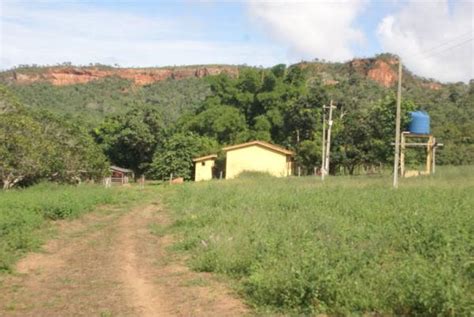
0, 202, 249, 316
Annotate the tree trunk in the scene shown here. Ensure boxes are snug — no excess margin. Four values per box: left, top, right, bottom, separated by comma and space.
3, 179, 11, 190
2, 174, 23, 190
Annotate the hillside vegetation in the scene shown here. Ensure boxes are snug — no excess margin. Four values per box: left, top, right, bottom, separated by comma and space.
0, 86, 109, 189
163, 166, 474, 315
0, 54, 473, 188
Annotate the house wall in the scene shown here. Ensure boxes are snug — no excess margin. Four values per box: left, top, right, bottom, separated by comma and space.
195, 159, 215, 181
225, 145, 292, 179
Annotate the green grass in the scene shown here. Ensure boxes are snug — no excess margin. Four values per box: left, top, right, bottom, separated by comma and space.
0, 183, 144, 272
163, 166, 474, 316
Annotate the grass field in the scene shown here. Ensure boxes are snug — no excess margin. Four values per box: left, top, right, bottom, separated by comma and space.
163, 167, 474, 316
0, 183, 144, 272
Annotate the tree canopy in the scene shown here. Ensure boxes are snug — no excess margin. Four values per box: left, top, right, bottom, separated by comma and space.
1, 59, 472, 183
0, 86, 108, 189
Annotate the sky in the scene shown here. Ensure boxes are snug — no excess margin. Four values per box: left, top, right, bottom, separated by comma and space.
0, 0, 473, 83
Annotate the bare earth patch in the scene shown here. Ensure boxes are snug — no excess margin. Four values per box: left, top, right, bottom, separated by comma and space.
0, 202, 248, 316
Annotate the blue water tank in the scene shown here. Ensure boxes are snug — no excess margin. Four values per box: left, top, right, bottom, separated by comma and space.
408, 111, 430, 134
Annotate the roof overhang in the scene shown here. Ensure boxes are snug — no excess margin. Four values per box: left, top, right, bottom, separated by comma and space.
223, 140, 294, 156
110, 166, 134, 173
193, 154, 218, 162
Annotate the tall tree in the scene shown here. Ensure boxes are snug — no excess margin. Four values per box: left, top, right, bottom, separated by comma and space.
93, 104, 166, 173
148, 133, 219, 181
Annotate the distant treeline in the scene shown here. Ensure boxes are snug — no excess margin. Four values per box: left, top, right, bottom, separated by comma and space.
0, 58, 472, 187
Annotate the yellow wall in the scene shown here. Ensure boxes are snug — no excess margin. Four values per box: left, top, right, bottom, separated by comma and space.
225, 145, 292, 179
195, 159, 215, 181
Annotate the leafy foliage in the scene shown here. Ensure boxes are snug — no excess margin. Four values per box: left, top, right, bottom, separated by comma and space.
1, 58, 472, 180
93, 104, 166, 174
0, 85, 108, 189
148, 133, 219, 180
5, 77, 211, 127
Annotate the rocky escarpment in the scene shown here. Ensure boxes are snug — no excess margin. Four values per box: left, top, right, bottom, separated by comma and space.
9, 66, 239, 86
350, 57, 399, 87
5, 57, 444, 90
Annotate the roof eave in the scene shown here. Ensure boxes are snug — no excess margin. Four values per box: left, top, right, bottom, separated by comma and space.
223, 141, 294, 156
192, 154, 218, 162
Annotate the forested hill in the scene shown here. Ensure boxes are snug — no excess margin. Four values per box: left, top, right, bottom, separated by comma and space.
0, 53, 472, 185
0, 54, 471, 126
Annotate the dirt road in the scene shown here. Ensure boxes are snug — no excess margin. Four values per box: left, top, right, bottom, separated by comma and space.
0, 202, 248, 316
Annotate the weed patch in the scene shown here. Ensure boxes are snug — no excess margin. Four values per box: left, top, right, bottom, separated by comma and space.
0, 183, 144, 272
163, 166, 474, 315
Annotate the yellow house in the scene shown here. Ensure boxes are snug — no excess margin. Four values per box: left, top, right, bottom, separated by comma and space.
223, 140, 294, 179
193, 154, 217, 181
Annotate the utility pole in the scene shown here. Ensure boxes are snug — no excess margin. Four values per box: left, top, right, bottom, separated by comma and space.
393, 58, 403, 188
321, 104, 326, 181
324, 100, 336, 177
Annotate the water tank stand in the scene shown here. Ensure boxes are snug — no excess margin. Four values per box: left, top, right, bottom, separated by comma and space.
399, 132, 443, 177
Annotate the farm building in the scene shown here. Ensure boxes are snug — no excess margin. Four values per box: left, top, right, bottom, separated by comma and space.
223, 141, 294, 179
193, 154, 217, 182
109, 166, 134, 185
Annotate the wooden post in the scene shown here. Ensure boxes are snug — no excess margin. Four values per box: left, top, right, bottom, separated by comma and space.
426, 135, 434, 174
393, 59, 403, 188
314, 167, 317, 176
321, 104, 326, 181
400, 132, 406, 177
169, 173, 173, 184
219, 171, 223, 180
432, 137, 436, 174
298, 166, 301, 177
324, 100, 335, 176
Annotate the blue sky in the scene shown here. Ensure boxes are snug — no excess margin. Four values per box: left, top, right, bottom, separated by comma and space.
0, 0, 472, 82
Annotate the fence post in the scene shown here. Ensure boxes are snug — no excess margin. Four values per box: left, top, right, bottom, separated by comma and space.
104, 177, 111, 188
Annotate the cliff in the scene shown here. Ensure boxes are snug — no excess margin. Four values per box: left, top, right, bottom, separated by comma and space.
8, 65, 239, 86
349, 57, 399, 87
3, 56, 443, 89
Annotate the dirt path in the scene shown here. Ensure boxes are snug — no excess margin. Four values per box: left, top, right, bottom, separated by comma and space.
0, 202, 248, 316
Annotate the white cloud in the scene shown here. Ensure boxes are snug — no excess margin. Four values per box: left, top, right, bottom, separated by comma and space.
0, 1, 283, 69
246, 0, 367, 62
377, 0, 473, 83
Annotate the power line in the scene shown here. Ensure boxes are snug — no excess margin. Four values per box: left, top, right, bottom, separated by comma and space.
416, 31, 472, 55
410, 30, 473, 59
417, 38, 472, 59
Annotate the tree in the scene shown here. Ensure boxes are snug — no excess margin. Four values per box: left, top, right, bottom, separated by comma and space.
184, 105, 249, 145
0, 113, 47, 189
0, 109, 108, 189
35, 111, 109, 182
148, 133, 218, 181
366, 95, 415, 166
93, 104, 166, 173
296, 139, 322, 175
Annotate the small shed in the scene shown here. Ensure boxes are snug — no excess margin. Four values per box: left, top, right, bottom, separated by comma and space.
223, 140, 294, 179
193, 154, 217, 181
110, 166, 134, 185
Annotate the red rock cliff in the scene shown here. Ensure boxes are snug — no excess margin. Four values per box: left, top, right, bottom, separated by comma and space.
11, 66, 239, 86
350, 58, 398, 87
